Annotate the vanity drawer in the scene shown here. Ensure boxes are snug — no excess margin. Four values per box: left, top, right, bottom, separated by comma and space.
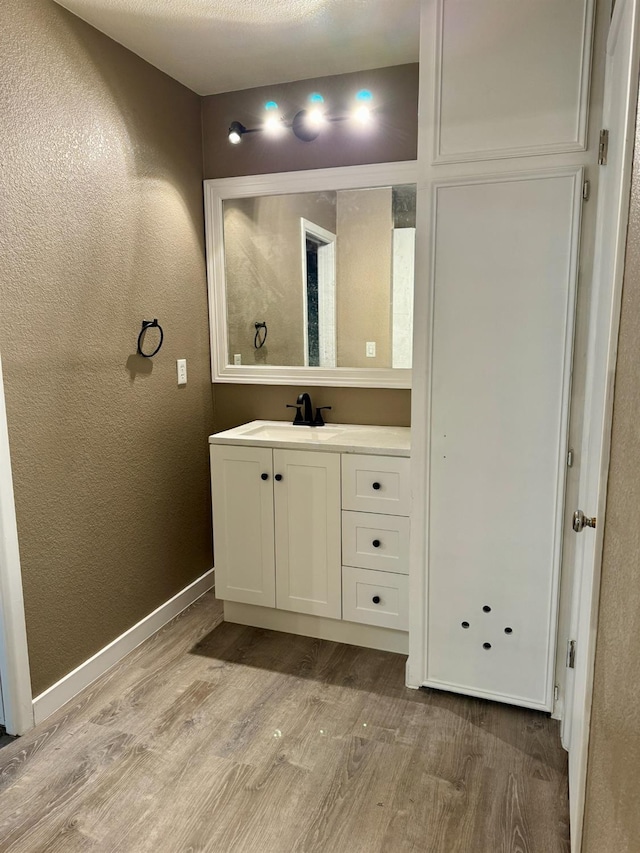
342, 454, 411, 516
342, 511, 410, 574
342, 567, 408, 631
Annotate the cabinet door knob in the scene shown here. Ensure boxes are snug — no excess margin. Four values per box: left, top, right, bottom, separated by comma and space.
372, 595, 381, 604
372, 539, 381, 548
372, 482, 381, 490
275, 474, 283, 482
261, 473, 269, 481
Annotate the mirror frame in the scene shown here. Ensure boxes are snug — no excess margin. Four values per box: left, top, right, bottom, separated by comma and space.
204, 161, 418, 388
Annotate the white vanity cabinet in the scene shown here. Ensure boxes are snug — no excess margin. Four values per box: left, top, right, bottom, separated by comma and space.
210, 421, 411, 654
210, 444, 341, 618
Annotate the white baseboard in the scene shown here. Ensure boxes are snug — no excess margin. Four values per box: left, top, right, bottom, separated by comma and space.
32, 568, 215, 725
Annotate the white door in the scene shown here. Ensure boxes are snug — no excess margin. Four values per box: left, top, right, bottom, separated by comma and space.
562, 0, 639, 847
301, 219, 337, 368
0, 354, 33, 735
424, 170, 583, 711
274, 449, 341, 618
210, 444, 275, 608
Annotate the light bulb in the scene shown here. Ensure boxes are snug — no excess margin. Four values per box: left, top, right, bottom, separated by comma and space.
353, 105, 372, 125
264, 114, 284, 136
228, 121, 245, 144
307, 107, 325, 128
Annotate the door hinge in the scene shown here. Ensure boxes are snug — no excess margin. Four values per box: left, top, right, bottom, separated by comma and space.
599, 129, 609, 165
582, 180, 591, 201
567, 449, 574, 468
567, 640, 577, 669
554, 684, 559, 702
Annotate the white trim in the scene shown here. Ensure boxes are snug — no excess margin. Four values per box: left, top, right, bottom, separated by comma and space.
431, 0, 595, 164
224, 600, 409, 655
0, 354, 34, 736
204, 161, 417, 389
406, 1, 437, 687
300, 219, 337, 368
32, 568, 215, 726
565, 0, 640, 848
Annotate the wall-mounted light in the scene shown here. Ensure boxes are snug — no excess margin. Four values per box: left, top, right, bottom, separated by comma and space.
228, 91, 375, 145
353, 89, 373, 125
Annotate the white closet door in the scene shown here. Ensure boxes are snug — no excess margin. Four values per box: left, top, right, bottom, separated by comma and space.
425, 170, 582, 710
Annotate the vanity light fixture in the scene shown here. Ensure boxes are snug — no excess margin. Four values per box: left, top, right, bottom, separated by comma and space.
353, 89, 374, 124
227, 121, 246, 144
227, 91, 375, 145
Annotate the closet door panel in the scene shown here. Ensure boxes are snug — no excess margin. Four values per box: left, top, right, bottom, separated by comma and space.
426, 170, 582, 709
432, 0, 594, 162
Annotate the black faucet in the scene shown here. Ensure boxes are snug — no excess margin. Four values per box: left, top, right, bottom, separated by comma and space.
286, 393, 332, 426
297, 393, 314, 425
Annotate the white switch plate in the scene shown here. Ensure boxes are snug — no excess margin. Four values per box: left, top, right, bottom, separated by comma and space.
366, 341, 376, 358
233, 354, 242, 365
177, 358, 187, 385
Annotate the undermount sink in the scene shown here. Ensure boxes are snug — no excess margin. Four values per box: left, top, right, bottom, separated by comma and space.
242, 424, 343, 442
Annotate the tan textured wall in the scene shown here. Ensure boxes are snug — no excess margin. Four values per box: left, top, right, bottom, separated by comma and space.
201, 64, 419, 179
336, 188, 392, 368
0, 0, 214, 695
203, 65, 416, 424
582, 105, 640, 853
224, 192, 336, 366
212, 385, 411, 433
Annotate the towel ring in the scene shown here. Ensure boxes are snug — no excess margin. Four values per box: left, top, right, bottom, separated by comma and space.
254, 321, 267, 349
137, 319, 164, 358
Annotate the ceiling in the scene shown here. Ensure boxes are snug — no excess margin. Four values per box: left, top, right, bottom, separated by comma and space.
53, 0, 420, 96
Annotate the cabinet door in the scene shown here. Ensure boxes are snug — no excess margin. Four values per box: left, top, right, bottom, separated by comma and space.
425, 172, 581, 710
273, 449, 341, 618
210, 444, 275, 607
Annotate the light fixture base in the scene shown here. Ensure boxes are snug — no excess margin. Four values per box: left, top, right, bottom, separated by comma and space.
292, 109, 320, 142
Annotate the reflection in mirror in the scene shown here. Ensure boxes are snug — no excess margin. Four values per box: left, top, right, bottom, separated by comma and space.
223, 185, 415, 370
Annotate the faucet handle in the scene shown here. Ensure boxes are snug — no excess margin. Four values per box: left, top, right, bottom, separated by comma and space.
286, 404, 304, 424
314, 406, 332, 426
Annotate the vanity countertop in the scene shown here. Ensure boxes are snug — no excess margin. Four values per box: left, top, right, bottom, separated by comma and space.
209, 420, 410, 457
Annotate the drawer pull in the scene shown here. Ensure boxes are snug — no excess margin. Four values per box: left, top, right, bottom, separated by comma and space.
372, 539, 381, 548
372, 595, 381, 604
275, 474, 283, 481
372, 481, 381, 490
261, 473, 269, 481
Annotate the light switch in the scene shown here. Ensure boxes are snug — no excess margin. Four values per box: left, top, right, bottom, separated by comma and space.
177, 358, 187, 385
366, 341, 376, 358
233, 354, 242, 365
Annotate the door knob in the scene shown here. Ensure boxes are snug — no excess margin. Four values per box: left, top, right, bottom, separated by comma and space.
573, 509, 596, 532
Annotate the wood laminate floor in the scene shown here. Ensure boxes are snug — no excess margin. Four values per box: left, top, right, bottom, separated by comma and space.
0, 592, 570, 852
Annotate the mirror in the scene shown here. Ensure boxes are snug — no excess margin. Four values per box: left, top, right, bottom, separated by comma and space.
204, 161, 417, 387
